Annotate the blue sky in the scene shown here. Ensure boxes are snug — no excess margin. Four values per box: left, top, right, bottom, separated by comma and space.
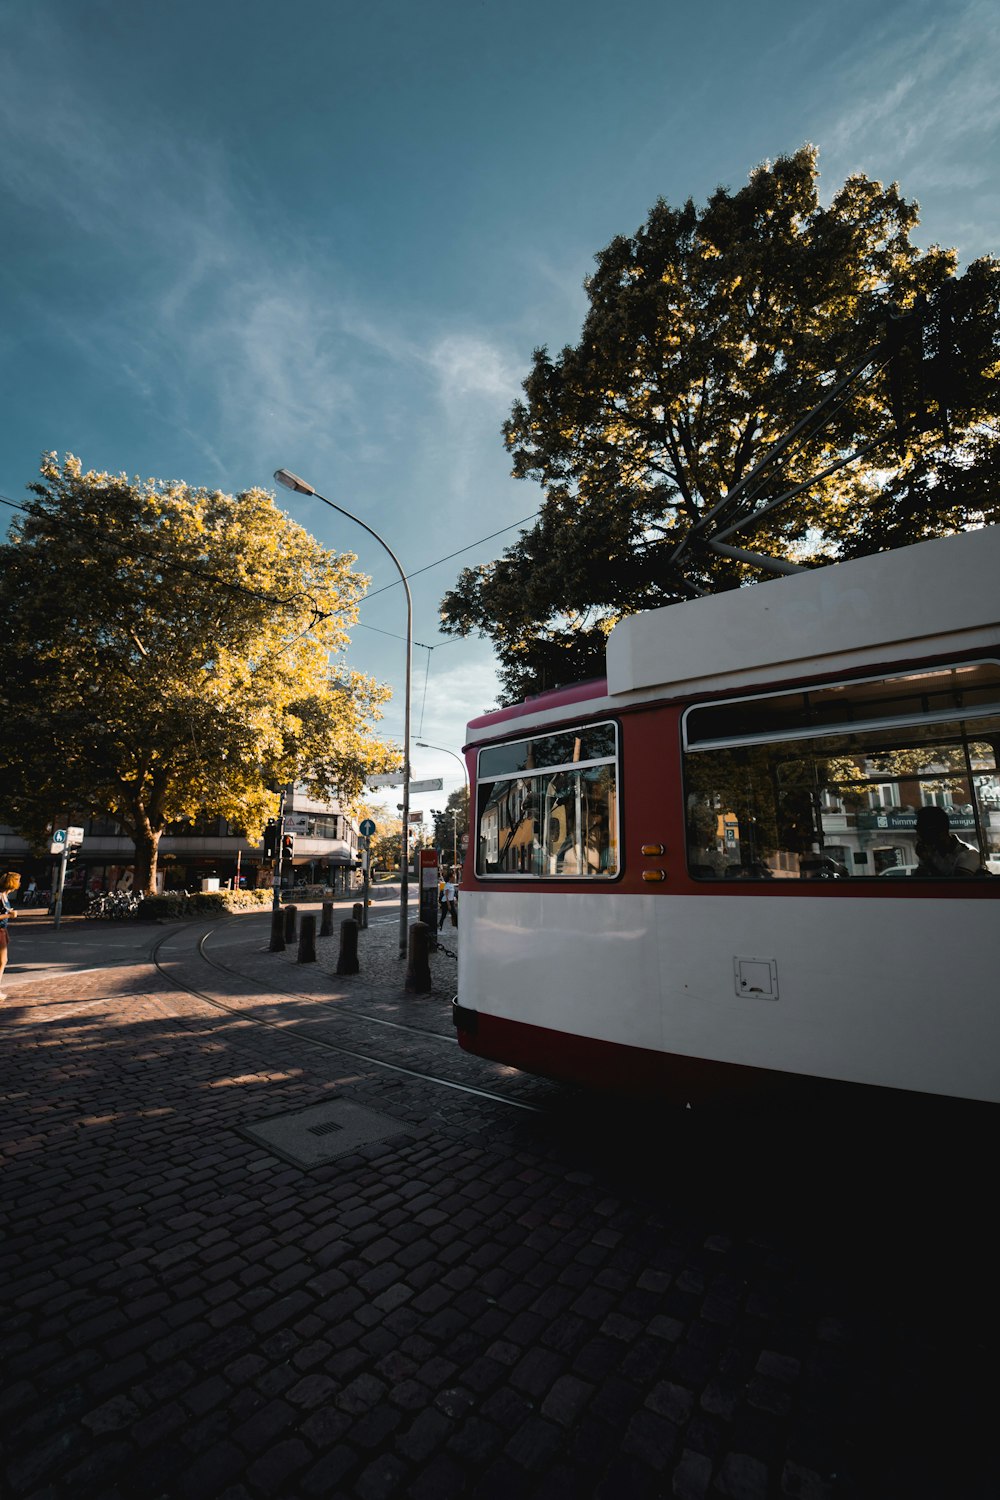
2, 0, 998, 812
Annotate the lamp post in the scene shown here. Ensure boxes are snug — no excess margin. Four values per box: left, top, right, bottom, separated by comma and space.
416, 741, 469, 873
274, 469, 413, 958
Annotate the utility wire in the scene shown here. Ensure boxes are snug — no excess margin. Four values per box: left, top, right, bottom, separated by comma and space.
354, 619, 447, 651
2, 490, 539, 626
0, 492, 313, 614
363, 513, 539, 599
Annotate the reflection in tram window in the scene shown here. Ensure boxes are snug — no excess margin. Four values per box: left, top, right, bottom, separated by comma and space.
477, 725, 619, 878
683, 663, 1000, 881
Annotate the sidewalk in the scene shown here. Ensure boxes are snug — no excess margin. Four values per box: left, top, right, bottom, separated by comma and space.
1, 910, 994, 1499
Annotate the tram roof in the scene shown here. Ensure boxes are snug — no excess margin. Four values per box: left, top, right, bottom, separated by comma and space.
606, 525, 1000, 700
466, 527, 1000, 740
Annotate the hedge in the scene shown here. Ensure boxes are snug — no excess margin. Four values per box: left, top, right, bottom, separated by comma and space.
136, 888, 274, 920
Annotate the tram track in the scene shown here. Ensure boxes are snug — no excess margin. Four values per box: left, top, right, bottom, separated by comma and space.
197, 926, 457, 1043
149, 920, 548, 1115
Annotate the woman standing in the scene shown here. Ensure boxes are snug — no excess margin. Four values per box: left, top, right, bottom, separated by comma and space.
0, 871, 21, 999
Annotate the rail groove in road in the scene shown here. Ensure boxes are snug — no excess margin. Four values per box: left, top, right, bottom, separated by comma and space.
149, 923, 547, 1115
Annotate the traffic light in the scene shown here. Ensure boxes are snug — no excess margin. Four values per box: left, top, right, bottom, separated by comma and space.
281, 833, 295, 858
263, 821, 278, 859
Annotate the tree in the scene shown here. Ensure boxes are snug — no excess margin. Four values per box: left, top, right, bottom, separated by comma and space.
0, 455, 400, 893
441, 147, 1000, 700
351, 800, 403, 874
431, 786, 469, 867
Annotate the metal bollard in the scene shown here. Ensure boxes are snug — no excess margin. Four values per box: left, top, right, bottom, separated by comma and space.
297, 913, 317, 963
352, 902, 364, 927
268, 907, 286, 952
405, 921, 432, 993
320, 901, 334, 938
336, 918, 360, 975
283, 904, 297, 943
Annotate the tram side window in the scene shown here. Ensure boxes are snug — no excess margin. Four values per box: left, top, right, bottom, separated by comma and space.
682, 663, 1000, 882
476, 726, 619, 878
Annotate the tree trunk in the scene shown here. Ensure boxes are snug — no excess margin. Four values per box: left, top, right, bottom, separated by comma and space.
131, 819, 162, 896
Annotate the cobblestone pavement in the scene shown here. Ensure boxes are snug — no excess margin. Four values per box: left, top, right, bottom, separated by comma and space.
1, 903, 996, 1499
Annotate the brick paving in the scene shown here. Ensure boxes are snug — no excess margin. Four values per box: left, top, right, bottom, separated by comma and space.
1, 906, 996, 1499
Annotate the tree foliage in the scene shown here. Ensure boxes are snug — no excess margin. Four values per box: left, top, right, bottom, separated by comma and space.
0, 455, 400, 892
440, 147, 1000, 700
351, 799, 404, 872
374, 816, 425, 872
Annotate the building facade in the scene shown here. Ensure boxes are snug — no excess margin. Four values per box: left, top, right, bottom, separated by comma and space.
0, 784, 362, 905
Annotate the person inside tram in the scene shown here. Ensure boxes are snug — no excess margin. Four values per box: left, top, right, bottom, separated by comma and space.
913, 805, 986, 877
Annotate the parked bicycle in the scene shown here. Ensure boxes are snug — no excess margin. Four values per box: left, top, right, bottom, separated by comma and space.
85, 891, 142, 920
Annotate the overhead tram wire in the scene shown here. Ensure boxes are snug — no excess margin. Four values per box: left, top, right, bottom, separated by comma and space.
319, 509, 545, 694
2, 491, 541, 712
3, 487, 542, 646
362, 513, 539, 601
277, 508, 541, 637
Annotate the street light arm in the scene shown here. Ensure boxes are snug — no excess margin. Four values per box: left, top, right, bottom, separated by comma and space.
414, 741, 469, 794
416, 742, 469, 878
275, 471, 411, 594
274, 468, 413, 958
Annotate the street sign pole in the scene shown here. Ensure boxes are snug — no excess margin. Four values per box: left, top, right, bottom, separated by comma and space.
53, 846, 68, 930
49, 829, 68, 929
358, 819, 376, 929
272, 789, 286, 912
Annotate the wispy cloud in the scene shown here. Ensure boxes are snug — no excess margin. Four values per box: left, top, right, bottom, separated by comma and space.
813, 0, 1000, 255
416, 651, 506, 741
0, 20, 508, 491
429, 333, 520, 404
0, 3, 542, 554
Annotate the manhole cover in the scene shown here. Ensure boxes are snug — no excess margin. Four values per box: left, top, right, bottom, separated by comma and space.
241, 1099, 408, 1167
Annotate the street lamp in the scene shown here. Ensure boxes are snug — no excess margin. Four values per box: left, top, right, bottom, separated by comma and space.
416, 741, 470, 873
433, 809, 457, 870
274, 468, 413, 959
415, 741, 469, 795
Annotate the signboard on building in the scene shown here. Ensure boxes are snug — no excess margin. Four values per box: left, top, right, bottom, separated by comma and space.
857, 807, 977, 832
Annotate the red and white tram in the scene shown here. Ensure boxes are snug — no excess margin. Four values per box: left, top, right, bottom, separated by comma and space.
453, 526, 1000, 1105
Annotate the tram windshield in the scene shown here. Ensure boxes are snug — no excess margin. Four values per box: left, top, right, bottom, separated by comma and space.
476, 723, 619, 877
683, 662, 1000, 880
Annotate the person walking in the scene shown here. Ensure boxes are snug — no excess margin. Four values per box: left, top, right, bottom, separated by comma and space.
0, 871, 22, 999
439, 874, 458, 929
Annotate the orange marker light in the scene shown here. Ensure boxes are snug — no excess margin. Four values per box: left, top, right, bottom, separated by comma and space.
641, 843, 666, 856
641, 869, 667, 882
